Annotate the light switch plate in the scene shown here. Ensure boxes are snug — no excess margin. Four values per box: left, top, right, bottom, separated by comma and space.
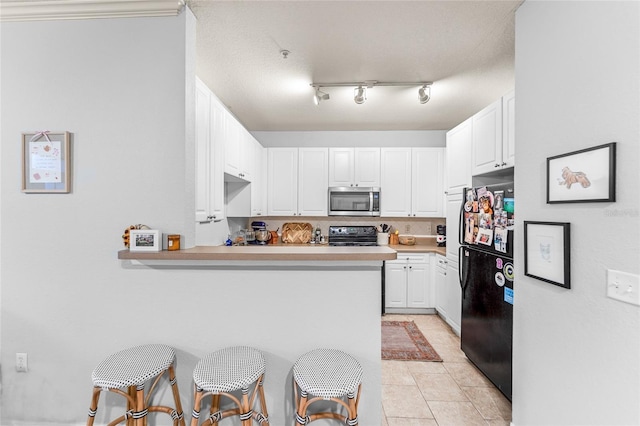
607, 269, 640, 306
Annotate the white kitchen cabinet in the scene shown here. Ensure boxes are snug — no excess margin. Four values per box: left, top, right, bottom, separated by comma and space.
412, 148, 445, 217
298, 148, 329, 216
385, 253, 433, 310
446, 117, 472, 192
224, 112, 255, 181
434, 254, 448, 317
471, 91, 515, 176
445, 191, 463, 262
381, 147, 444, 217
502, 89, 516, 169
445, 259, 462, 335
329, 147, 380, 187
251, 141, 266, 216
267, 147, 328, 216
195, 78, 224, 223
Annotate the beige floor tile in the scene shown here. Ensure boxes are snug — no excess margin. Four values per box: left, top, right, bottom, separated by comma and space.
382, 360, 417, 385
382, 384, 434, 419
432, 344, 468, 363
405, 360, 448, 375
444, 360, 493, 387
427, 400, 488, 426
414, 373, 469, 402
486, 420, 511, 426
387, 418, 439, 426
462, 386, 512, 420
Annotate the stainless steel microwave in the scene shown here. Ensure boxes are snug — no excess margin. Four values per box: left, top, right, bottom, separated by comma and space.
328, 187, 380, 216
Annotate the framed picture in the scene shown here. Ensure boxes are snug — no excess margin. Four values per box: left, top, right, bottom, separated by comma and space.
22, 131, 71, 193
524, 221, 571, 288
129, 229, 162, 252
547, 142, 616, 203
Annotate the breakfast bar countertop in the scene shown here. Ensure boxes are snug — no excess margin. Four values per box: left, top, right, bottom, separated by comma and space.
118, 244, 398, 262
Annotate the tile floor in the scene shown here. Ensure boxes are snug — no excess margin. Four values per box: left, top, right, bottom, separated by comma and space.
382, 314, 512, 426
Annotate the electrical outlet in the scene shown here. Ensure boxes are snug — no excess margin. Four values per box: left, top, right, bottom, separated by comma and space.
16, 353, 28, 372
607, 269, 640, 306
405, 224, 411, 233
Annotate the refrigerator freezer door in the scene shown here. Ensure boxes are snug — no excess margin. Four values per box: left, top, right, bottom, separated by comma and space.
460, 247, 513, 400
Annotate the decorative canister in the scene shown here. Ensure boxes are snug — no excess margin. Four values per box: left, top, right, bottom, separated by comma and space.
377, 233, 390, 246
167, 234, 180, 251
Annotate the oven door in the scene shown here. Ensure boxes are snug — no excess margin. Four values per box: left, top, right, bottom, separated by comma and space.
328, 187, 380, 216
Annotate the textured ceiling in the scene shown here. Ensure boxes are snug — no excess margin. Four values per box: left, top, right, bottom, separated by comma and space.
189, 0, 522, 132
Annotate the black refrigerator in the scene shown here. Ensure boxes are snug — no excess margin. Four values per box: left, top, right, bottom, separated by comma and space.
459, 182, 514, 401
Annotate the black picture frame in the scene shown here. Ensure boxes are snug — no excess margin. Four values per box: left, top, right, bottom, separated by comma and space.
524, 221, 571, 289
546, 142, 616, 203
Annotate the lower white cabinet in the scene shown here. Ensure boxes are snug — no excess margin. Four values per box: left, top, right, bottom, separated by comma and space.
444, 259, 462, 335
385, 253, 433, 310
434, 254, 448, 317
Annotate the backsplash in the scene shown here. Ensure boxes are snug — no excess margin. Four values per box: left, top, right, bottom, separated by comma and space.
229, 216, 445, 237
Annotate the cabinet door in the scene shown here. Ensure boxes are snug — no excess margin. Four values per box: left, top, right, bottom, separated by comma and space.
446, 117, 472, 192
445, 260, 462, 335
209, 98, 225, 221
385, 260, 407, 308
328, 148, 354, 187
298, 148, 328, 216
412, 148, 444, 217
434, 255, 448, 317
445, 191, 463, 262
251, 141, 264, 216
502, 90, 515, 169
380, 148, 412, 217
224, 111, 242, 178
238, 127, 254, 182
407, 260, 430, 308
267, 148, 298, 216
354, 148, 381, 187
195, 79, 211, 222
471, 99, 503, 176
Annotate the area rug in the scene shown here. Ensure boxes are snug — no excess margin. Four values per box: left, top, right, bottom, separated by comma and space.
382, 320, 442, 361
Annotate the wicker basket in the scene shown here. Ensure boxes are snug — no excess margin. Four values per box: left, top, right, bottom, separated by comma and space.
398, 235, 416, 245
281, 223, 313, 244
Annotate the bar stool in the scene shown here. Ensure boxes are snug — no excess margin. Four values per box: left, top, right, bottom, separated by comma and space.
293, 348, 362, 426
190, 346, 270, 426
86, 343, 185, 426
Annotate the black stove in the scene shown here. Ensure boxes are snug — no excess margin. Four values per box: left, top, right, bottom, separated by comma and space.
328, 225, 378, 246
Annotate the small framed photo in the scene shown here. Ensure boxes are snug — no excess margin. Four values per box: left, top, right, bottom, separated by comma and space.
129, 229, 162, 252
524, 221, 571, 289
22, 131, 71, 193
547, 142, 616, 203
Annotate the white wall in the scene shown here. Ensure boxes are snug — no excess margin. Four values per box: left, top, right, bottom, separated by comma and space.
0, 11, 197, 423
253, 130, 446, 147
513, 2, 640, 425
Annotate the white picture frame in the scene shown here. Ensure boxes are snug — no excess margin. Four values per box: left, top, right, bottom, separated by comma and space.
129, 229, 162, 252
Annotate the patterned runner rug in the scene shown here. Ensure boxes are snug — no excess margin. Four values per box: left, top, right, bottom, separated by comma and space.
381, 320, 442, 361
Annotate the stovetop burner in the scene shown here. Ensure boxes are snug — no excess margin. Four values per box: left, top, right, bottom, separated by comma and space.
328, 226, 378, 246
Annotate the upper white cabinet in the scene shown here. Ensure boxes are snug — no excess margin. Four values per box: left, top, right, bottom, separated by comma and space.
267, 147, 328, 216
329, 148, 380, 187
224, 113, 255, 181
251, 141, 266, 216
471, 91, 515, 176
380, 147, 445, 217
446, 117, 472, 192
195, 78, 224, 223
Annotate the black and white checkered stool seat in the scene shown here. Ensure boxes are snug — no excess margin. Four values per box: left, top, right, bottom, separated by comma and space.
293, 349, 363, 399
91, 344, 176, 389
193, 346, 266, 393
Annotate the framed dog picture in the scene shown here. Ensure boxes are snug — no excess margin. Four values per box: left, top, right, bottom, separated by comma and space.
546, 142, 616, 203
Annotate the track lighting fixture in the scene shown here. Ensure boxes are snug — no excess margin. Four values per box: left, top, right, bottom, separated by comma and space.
418, 84, 431, 104
310, 81, 432, 105
313, 87, 330, 105
353, 86, 366, 104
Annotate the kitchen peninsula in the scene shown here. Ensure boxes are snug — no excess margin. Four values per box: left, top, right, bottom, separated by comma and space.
118, 245, 396, 425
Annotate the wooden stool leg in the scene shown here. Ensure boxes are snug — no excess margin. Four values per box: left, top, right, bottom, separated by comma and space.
257, 378, 270, 425
167, 365, 186, 426
86, 387, 101, 426
294, 381, 309, 425
346, 384, 361, 426
209, 393, 221, 425
134, 385, 146, 426
190, 387, 204, 426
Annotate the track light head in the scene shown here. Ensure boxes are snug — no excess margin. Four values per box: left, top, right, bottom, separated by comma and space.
354, 86, 366, 104
313, 87, 330, 105
418, 84, 431, 104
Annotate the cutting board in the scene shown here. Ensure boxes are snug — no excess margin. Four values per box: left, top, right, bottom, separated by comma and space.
281, 222, 313, 244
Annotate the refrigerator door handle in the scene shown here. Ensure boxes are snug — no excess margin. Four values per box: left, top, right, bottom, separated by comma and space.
458, 246, 469, 298
459, 188, 466, 246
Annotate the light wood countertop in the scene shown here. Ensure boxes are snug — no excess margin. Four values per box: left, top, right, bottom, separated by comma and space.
118, 244, 398, 262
